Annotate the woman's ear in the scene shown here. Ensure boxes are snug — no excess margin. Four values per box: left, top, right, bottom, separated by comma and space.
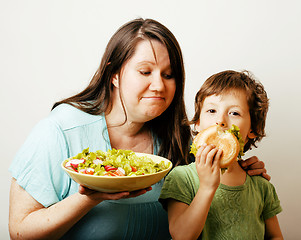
247, 129, 256, 139
112, 74, 119, 88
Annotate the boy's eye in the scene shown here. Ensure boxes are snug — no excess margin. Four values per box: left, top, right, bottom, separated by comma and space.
230, 111, 240, 116
207, 109, 216, 113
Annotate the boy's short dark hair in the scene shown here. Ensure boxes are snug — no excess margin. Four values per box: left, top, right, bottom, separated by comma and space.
190, 70, 269, 152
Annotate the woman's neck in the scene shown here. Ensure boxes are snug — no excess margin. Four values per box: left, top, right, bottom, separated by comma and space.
104, 95, 154, 153
220, 161, 246, 186
105, 113, 153, 154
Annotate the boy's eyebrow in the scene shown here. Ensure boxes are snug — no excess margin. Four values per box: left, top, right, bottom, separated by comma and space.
203, 102, 244, 110
229, 104, 242, 108
203, 102, 218, 106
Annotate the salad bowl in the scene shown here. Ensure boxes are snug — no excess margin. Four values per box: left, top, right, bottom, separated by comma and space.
61, 151, 172, 193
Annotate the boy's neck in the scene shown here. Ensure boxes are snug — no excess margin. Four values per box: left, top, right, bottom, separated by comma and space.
220, 161, 246, 186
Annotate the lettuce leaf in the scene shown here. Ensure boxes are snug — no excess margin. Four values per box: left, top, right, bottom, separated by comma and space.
190, 142, 198, 156
227, 125, 245, 159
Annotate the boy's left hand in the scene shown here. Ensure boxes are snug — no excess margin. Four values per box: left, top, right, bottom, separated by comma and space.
239, 156, 271, 181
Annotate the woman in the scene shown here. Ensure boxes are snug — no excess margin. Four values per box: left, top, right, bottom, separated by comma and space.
9, 18, 268, 240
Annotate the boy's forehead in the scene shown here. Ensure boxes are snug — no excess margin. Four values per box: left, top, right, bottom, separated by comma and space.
207, 88, 247, 99
203, 89, 248, 105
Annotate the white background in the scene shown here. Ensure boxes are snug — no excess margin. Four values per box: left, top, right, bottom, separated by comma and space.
1, 0, 300, 239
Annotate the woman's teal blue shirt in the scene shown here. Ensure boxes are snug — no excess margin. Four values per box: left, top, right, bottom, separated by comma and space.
9, 104, 171, 240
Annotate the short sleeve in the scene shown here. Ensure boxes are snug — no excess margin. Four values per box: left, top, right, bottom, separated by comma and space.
9, 118, 71, 207
159, 165, 196, 209
262, 182, 282, 220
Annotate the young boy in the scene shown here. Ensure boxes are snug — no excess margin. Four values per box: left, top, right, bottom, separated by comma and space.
159, 70, 283, 239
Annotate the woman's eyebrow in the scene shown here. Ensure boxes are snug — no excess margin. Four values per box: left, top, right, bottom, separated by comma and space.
136, 61, 155, 66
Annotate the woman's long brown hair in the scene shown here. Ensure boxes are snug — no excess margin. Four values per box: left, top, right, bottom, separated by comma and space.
52, 18, 191, 166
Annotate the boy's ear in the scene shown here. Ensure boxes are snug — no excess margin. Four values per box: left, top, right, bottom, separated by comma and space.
247, 129, 256, 139
195, 120, 201, 132
112, 74, 119, 88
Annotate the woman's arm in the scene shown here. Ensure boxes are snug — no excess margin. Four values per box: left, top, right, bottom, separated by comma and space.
264, 215, 283, 240
9, 178, 149, 240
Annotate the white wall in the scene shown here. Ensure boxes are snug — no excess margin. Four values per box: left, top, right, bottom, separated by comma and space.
1, 0, 300, 239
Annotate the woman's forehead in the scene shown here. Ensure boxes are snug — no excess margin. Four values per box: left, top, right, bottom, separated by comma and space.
125, 40, 170, 67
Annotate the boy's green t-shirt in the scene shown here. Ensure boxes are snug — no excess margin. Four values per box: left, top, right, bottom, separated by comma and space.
159, 162, 282, 240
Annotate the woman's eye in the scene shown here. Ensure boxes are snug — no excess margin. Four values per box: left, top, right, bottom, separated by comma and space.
162, 73, 173, 79
140, 71, 151, 75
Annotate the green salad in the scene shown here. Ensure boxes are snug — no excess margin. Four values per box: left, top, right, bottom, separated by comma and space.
63, 148, 171, 176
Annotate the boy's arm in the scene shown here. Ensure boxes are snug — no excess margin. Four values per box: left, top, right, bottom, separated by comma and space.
167, 187, 216, 240
264, 215, 283, 240
167, 144, 222, 240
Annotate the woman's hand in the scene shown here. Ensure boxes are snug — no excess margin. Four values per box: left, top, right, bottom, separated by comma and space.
195, 144, 223, 191
78, 185, 152, 202
239, 156, 271, 181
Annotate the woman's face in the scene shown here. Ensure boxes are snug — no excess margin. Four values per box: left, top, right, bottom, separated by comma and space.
112, 40, 176, 123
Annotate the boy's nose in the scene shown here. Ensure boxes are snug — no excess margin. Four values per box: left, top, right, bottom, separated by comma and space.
216, 121, 227, 128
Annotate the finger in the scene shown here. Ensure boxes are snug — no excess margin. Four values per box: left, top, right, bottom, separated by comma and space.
239, 156, 258, 168
249, 160, 265, 170
200, 144, 216, 166
213, 149, 222, 169
248, 169, 271, 181
195, 144, 207, 165
126, 188, 149, 198
121, 186, 152, 199
79, 185, 95, 195
205, 147, 218, 166
104, 192, 130, 200
79, 185, 130, 199
240, 156, 264, 169
262, 172, 271, 181
247, 168, 266, 176
78, 185, 86, 194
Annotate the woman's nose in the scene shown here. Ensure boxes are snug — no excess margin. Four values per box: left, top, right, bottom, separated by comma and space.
149, 74, 164, 91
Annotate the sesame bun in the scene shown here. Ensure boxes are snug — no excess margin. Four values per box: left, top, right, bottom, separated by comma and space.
193, 125, 241, 168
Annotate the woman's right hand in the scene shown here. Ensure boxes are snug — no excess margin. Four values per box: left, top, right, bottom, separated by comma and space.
78, 185, 152, 202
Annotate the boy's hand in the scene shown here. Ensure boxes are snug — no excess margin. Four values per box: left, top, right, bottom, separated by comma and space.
239, 156, 271, 181
195, 144, 223, 191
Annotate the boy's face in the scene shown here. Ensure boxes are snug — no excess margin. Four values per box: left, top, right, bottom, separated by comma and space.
195, 89, 256, 144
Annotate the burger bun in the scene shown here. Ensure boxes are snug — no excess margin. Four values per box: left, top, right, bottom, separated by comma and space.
193, 125, 240, 168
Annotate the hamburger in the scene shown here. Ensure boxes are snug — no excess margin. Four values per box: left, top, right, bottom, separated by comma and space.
190, 124, 245, 170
